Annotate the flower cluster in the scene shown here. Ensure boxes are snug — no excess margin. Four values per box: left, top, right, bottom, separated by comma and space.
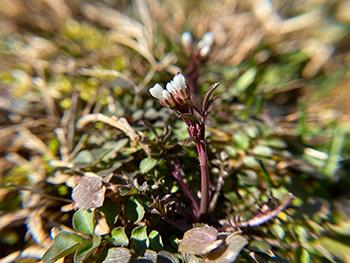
181, 31, 214, 57
149, 73, 190, 109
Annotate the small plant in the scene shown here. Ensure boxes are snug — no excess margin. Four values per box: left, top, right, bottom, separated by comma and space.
149, 73, 219, 220
2, 2, 349, 262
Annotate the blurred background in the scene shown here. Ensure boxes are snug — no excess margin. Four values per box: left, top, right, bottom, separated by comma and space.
0, 0, 350, 262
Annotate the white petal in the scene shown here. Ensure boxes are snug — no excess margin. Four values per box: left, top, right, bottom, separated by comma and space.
162, 90, 171, 100
199, 44, 210, 57
172, 74, 186, 91
181, 32, 193, 48
166, 82, 175, 93
149, 83, 164, 99
202, 32, 214, 45
197, 32, 214, 50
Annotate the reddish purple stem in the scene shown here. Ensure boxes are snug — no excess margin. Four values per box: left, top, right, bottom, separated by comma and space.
196, 141, 210, 218
171, 160, 199, 216
186, 52, 201, 103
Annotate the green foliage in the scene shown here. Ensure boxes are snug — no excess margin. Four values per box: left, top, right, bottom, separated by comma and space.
1, 0, 350, 262
42, 232, 85, 263
149, 230, 164, 251
124, 197, 145, 224
74, 235, 101, 263
139, 157, 158, 174
73, 209, 95, 236
103, 247, 132, 263
130, 225, 149, 255
111, 227, 129, 247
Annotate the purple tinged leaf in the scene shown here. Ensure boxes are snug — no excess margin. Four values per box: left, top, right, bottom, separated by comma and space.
205, 233, 248, 263
179, 225, 218, 256
72, 174, 106, 210
102, 247, 131, 263
202, 82, 220, 113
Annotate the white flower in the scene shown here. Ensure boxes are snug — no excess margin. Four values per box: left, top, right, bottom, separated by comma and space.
172, 74, 186, 91
199, 45, 210, 57
197, 32, 214, 57
181, 32, 193, 47
181, 32, 193, 54
149, 83, 164, 99
162, 90, 172, 100
198, 32, 214, 49
166, 82, 176, 93
149, 73, 189, 108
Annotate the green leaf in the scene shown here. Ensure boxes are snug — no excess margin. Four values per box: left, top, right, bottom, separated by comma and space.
42, 232, 85, 263
119, 185, 139, 196
73, 209, 95, 236
101, 138, 129, 162
102, 247, 131, 263
242, 156, 259, 169
124, 196, 145, 224
233, 132, 250, 150
323, 127, 345, 178
139, 157, 157, 174
149, 230, 164, 251
233, 68, 257, 96
74, 235, 101, 263
252, 145, 273, 157
73, 150, 94, 166
100, 199, 121, 227
320, 237, 350, 262
299, 248, 311, 263
111, 227, 129, 247
131, 225, 149, 255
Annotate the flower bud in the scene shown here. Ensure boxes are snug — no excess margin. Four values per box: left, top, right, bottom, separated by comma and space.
197, 32, 214, 57
150, 74, 189, 109
149, 84, 164, 99
181, 32, 193, 55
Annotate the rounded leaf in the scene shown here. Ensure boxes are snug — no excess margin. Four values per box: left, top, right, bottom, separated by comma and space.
179, 226, 218, 256
139, 158, 157, 174
73, 209, 95, 236
42, 232, 85, 263
72, 174, 105, 210
103, 247, 131, 263
111, 227, 129, 247
205, 233, 248, 263
124, 197, 145, 224
131, 225, 149, 255
149, 230, 164, 251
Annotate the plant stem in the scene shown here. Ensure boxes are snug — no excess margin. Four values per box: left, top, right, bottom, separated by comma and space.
186, 52, 200, 104
170, 160, 199, 216
196, 141, 210, 218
